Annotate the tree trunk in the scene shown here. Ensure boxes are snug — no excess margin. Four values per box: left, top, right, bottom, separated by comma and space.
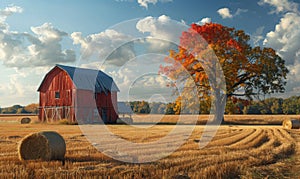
212, 88, 226, 124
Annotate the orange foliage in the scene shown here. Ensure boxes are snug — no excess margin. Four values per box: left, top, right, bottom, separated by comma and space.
160, 23, 288, 115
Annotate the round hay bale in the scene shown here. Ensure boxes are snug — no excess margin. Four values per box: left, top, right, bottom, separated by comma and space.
20, 117, 31, 124
18, 131, 66, 162
282, 119, 300, 129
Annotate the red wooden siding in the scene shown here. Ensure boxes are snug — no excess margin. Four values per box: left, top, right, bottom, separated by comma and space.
74, 90, 118, 124
39, 67, 75, 122
95, 92, 118, 123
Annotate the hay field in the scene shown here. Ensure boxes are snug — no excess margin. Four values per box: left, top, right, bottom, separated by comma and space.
0, 115, 300, 178
0, 115, 38, 123
133, 114, 299, 125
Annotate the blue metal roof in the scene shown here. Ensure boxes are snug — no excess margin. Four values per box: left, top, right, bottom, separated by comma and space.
117, 102, 133, 114
45, 64, 119, 93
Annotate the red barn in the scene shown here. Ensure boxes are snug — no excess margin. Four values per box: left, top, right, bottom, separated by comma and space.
37, 64, 119, 124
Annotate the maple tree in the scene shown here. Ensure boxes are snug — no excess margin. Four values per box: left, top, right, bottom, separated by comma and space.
160, 23, 288, 122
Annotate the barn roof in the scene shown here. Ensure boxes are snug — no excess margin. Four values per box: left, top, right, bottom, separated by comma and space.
117, 102, 133, 114
38, 64, 119, 93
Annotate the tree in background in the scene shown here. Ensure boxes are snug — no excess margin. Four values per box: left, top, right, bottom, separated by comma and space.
3, 97, 300, 115
225, 100, 240, 115
282, 96, 300, 114
130, 101, 151, 114
165, 103, 176, 114
225, 97, 250, 114
160, 23, 288, 121
1, 105, 23, 114
0, 103, 38, 114
24, 103, 39, 114
260, 98, 283, 114
243, 102, 262, 114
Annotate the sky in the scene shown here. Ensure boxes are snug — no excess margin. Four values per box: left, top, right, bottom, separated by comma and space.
0, 0, 300, 107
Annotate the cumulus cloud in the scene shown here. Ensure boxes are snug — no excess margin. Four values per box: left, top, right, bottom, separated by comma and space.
137, 15, 177, 40
263, 12, 300, 65
0, 66, 48, 107
136, 15, 187, 52
137, 0, 172, 9
0, 6, 76, 68
261, 0, 300, 96
217, 8, 233, 19
217, 7, 248, 19
141, 75, 171, 87
0, 5, 23, 25
258, 0, 298, 14
109, 67, 135, 91
195, 17, 211, 25
71, 29, 135, 67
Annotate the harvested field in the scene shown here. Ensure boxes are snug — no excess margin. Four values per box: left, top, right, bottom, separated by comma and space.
0, 115, 38, 123
0, 115, 299, 178
133, 114, 299, 125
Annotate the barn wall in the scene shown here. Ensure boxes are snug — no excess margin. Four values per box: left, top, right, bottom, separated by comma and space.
110, 92, 118, 122
74, 89, 95, 123
95, 92, 118, 123
75, 90, 118, 124
39, 68, 75, 122
39, 93, 45, 122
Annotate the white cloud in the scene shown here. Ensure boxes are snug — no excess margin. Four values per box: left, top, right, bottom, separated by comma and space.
142, 75, 171, 87
137, 15, 173, 39
285, 61, 300, 95
261, 0, 300, 96
217, 8, 233, 19
258, 0, 298, 14
0, 5, 23, 25
71, 29, 135, 67
137, 0, 172, 9
263, 12, 300, 65
1, 5, 23, 15
0, 6, 76, 68
0, 66, 47, 107
196, 17, 211, 25
136, 15, 186, 52
217, 7, 248, 19
30, 23, 67, 42
1, 23, 76, 68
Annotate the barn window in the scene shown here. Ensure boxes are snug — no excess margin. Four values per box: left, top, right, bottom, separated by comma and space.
55, 92, 60, 99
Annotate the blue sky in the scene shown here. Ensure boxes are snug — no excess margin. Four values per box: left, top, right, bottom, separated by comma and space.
1, 0, 281, 36
0, 0, 299, 107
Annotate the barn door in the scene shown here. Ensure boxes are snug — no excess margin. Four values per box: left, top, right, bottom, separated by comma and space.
102, 108, 107, 123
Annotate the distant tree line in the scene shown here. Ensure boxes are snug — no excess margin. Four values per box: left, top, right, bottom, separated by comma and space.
0, 104, 39, 114
129, 101, 176, 115
130, 96, 300, 115
3, 96, 300, 115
